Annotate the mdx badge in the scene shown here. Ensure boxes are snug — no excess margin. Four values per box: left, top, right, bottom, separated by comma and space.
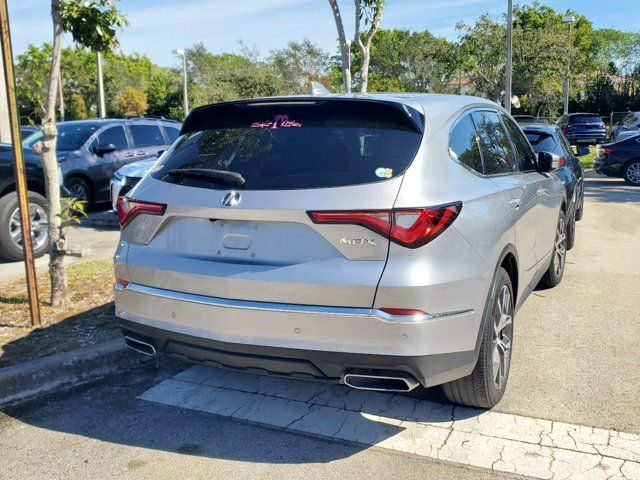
340, 238, 376, 246
221, 191, 242, 208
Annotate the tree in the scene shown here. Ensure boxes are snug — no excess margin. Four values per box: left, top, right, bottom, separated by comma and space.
32, 0, 126, 308
66, 92, 88, 119
115, 85, 148, 116
184, 43, 285, 107
268, 40, 331, 94
327, 0, 385, 93
352, 29, 457, 93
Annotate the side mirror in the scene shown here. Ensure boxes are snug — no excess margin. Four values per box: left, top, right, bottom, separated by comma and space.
536, 152, 553, 173
575, 145, 591, 157
95, 143, 116, 157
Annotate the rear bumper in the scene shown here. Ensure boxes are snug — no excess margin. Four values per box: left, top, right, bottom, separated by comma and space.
120, 320, 476, 387
566, 133, 606, 145
115, 282, 479, 386
594, 157, 622, 176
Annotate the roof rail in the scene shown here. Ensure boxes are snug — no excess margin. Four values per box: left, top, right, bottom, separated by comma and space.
124, 115, 181, 123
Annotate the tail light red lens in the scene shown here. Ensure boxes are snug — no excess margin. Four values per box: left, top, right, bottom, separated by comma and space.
309, 202, 461, 249
116, 197, 166, 228
557, 156, 566, 168
601, 147, 613, 155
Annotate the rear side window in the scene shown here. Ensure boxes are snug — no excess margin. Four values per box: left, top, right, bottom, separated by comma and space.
130, 125, 164, 147
569, 115, 602, 124
471, 111, 517, 175
501, 115, 537, 171
449, 114, 483, 173
152, 101, 423, 190
164, 126, 181, 143
98, 126, 128, 150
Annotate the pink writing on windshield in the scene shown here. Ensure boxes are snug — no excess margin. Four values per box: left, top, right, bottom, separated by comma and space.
250, 114, 302, 129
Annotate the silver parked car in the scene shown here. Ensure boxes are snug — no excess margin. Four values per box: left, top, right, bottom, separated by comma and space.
110, 158, 157, 210
114, 94, 567, 408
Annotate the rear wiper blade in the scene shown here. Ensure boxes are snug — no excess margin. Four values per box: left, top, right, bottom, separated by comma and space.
167, 168, 245, 186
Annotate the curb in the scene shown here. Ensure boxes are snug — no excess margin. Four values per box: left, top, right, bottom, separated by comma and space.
0, 338, 150, 408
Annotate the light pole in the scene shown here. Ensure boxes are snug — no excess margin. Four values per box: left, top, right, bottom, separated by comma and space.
172, 48, 188, 118
562, 14, 575, 115
504, 0, 513, 114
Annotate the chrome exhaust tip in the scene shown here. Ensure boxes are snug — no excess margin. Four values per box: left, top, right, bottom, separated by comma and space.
343, 373, 419, 393
124, 336, 157, 356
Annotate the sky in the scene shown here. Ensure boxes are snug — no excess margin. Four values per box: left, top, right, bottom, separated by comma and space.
7, 0, 640, 68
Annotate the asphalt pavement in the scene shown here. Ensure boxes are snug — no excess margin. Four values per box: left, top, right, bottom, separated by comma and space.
0, 173, 638, 479
0, 209, 119, 284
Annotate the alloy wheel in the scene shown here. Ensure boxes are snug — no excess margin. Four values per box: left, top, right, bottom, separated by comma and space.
67, 182, 89, 201
492, 284, 513, 390
626, 162, 640, 184
554, 217, 567, 277
9, 203, 49, 251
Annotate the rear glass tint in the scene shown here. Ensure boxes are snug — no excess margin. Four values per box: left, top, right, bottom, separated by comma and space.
152, 100, 423, 190
569, 115, 602, 124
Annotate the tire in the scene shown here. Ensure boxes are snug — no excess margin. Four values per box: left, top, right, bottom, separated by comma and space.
575, 195, 584, 221
566, 209, 576, 250
622, 160, 640, 186
65, 176, 93, 206
0, 191, 49, 261
441, 266, 514, 409
538, 210, 567, 289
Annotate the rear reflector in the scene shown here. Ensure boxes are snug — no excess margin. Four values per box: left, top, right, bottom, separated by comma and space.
115, 278, 129, 288
116, 197, 166, 228
309, 202, 461, 249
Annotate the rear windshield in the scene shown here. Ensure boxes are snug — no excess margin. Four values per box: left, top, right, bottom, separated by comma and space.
151, 100, 423, 190
525, 132, 557, 152
569, 115, 602, 124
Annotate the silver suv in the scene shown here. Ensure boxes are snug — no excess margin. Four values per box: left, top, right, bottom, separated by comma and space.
114, 95, 567, 408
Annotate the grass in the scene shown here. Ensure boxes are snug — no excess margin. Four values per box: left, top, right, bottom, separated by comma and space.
0, 259, 120, 368
577, 146, 598, 169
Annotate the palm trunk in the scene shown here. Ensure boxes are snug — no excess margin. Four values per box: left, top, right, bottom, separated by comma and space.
33, 0, 68, 307
328, 0, 351, 93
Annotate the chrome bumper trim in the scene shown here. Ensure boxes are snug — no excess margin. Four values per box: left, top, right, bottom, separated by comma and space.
115, 282, 473, 324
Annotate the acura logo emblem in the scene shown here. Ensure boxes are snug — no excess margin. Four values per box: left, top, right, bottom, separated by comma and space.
221, 191, 241, 208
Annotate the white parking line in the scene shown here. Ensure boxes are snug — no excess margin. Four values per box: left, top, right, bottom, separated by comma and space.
140, 366, 640, 480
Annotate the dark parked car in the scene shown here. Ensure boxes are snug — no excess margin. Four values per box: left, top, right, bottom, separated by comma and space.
20, 125, 38, 139
609, 112, 640, 143
595, 135, 640, 186
513, 115, 548, 125
522, 124, 585, 249
0, 143, 50, 261
556, 113, 607, 145
22, 117, 182, 207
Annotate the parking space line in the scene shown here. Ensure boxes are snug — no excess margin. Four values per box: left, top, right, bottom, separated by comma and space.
139, 366, 640, 480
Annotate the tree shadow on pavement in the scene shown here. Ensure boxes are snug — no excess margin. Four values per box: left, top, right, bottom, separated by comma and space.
583, 175, 640, 204
1, 355, 483, 465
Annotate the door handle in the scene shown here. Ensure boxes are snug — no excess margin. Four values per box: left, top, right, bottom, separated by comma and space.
124, 152, 134, 157
137, 151, 147, 156
508, 198, 522, 209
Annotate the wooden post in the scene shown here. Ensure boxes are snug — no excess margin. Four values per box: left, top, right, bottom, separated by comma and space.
0, 0, 41, 326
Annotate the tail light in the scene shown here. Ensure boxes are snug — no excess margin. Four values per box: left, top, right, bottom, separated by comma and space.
116, 197, 166, 228
597, 146, 613, 156
557, 156, 566, 168
309, 202, 461, 249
